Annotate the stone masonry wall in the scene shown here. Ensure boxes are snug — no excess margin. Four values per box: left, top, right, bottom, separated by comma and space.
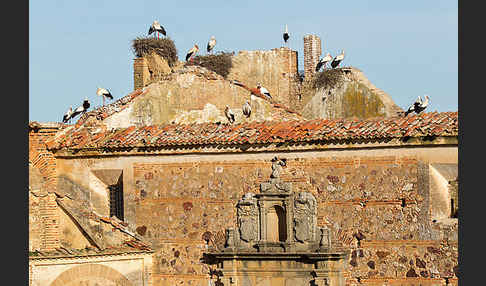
124, 156, 457, 286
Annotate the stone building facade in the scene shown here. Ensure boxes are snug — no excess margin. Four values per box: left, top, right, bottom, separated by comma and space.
29, 39, 457, 285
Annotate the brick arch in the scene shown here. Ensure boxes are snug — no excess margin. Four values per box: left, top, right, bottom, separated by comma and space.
50, 263, 133, 286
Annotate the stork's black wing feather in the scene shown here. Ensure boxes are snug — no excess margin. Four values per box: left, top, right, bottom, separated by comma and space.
159, 26, 166, 36
148, 26, 154, 35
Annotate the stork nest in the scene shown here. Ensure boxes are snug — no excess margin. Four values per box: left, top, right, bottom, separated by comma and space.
185, 52, 234, 79
312, 68, 345, 89
132, 37, 178, 67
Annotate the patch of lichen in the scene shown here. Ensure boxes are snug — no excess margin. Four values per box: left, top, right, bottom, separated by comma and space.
342, 83, 385, 119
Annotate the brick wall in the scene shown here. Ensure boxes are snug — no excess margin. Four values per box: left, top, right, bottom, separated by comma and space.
303, 34, 322, 80
29, 123, 61, 192
29, 123, 63, 251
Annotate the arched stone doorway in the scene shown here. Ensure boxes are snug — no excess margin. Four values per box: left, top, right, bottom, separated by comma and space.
50, 263, 133, 286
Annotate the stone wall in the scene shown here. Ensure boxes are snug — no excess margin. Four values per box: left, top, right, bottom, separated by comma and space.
53, 145, 458, 285
133, 47, 299, 111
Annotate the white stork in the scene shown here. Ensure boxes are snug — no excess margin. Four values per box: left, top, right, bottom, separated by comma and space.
186, 44, 199, 62
148, 20, 166, 39
224, 105, 235, 124
404, 96, 423, 116
242, 101, 252, 118
97, 87, 113, 106
315, 52, 333, 72
62, 106, 73, 123
414, 95, 430, 114
207, 36, 216, 54
331, 50, 345, 68
283, 24, 289, 44
257, 83, 272, 100
70, 98, 91, 120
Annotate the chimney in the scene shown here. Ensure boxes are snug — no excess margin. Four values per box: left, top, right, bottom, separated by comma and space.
303, 34, 322, 80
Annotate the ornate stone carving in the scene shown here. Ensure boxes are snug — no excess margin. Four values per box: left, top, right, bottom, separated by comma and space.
237, 193, 258, 242
260, 157, 291, 193
294, 192, 317, 243
270, 156, 287, 179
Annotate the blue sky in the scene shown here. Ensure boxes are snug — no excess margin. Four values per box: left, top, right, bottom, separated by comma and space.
29, 0, 457, 122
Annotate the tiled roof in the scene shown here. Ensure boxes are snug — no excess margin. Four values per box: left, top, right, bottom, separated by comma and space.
47, 112, 458, 152
28, 242, 153, 259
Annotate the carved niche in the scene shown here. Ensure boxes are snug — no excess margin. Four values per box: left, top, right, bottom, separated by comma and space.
293, 192, 317, 243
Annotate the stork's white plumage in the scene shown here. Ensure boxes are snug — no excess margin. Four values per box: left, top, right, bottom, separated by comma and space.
148, 20, 166, 39
62, 106, 73, 123
283, 24, 289, 44
97, 87, 113, 106
207, 36, 216, 54
331, 50, 345, 68
257, 83, 272, 100
224, 105, 235, 124
315, 52, 333, 72
186, 44, 199, 62
242, 101, 252, 118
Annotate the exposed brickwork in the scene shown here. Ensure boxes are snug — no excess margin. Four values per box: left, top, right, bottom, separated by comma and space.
29, 123, 62, 192
134, 57, 151, 90
303, 34, 322, 80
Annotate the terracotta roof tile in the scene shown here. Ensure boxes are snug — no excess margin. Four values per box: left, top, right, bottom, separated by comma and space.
47, 112, 458, 152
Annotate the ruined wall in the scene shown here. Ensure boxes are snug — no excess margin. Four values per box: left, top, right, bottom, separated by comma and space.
227, 47, 299, 107
133, 47, 299, 112
53, 145, 458, 286
109, 65, 302, 128
298, 68, 403, 120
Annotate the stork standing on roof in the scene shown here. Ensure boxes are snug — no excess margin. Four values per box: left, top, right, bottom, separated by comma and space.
70, 98, 91, 120
414, 95, 430, 114
97, 87, 113, 106
186, 44, 199, 62
242, 101, 252, 118
62, 106, 73, 124
224, 105, 235, 124
207, 36, 216, 54
230, 80, 272, 102
283, 24, 289, 45
331, 50, 345, 68
404, 95, 430, 116
257, 83, 272, 100
148, 20, 166, 39
315, 52, 332, 72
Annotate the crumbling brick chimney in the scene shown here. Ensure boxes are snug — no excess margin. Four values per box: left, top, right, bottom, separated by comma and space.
133, 58, 151, 90
303, 34, 322, 80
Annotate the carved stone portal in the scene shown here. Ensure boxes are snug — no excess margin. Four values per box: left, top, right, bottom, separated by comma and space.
205, 157, 350, 286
